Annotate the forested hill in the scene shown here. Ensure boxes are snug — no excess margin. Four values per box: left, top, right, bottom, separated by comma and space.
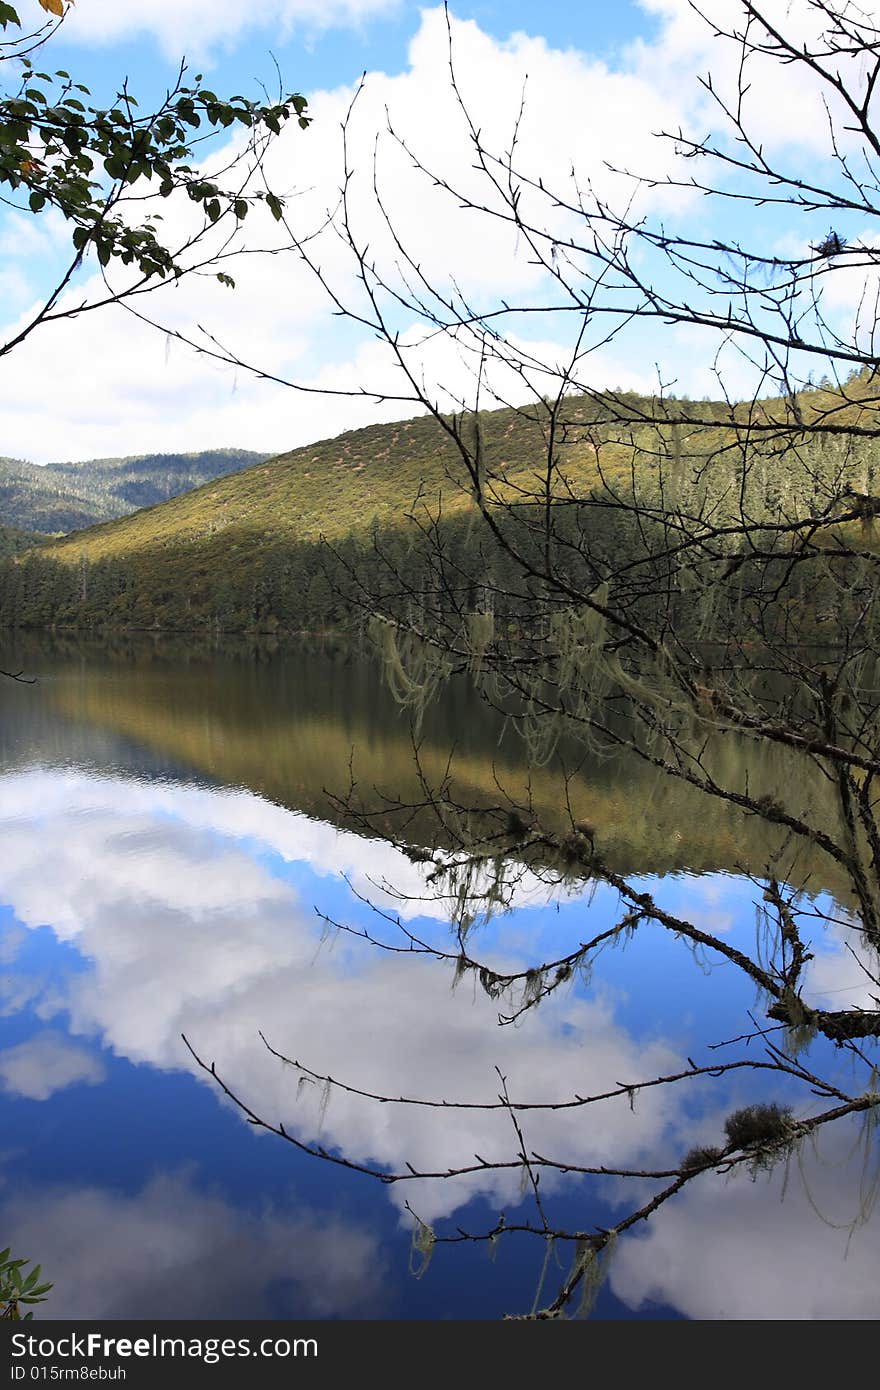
1, 384, 875, 634
0, 448, 272, 535
0, 524, 44, 559
0, 399, 618, 630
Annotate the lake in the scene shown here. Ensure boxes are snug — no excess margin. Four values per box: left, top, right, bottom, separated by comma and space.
0, 632, 876, 1320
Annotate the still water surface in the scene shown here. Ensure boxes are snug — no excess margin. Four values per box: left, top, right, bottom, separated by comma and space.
0, 634, 876, 1320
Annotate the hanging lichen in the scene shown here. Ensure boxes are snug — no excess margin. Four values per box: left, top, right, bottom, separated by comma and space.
723, 1102, 796, 1173
409, 1218, 436, 1279
522, 967, 544, 1007
530, 1235, 558, 1316
317, 1077, 332, 1132
451, 952, 474, 992
518, 1160, 531, 1200
563, 1231, 618, 1320
550, 585, 610, 699
465, 608, 495, 673
681, 1144, 723, 1173
367, 614, 454, 734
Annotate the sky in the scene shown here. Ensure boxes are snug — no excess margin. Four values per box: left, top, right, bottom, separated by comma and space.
1, 1, 874, 462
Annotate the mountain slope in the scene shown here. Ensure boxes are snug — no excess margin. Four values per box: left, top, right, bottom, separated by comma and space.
34, 412, 548, 558
7, 402, 617, 628
0, 448, 272, 534
2, 384, 875, 633
24, 397, 641, 565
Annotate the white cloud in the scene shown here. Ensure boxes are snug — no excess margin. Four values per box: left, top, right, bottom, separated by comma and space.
0, 767, 573, 933
0, 973, 46, 1017
670, 874, 738, 936
803, 912, 880, 1012
633, 0, 875, 155
1, 766, 874, 1311
611, 1123, 880, 1319
0, 1170, 386, 1318
0, 7, 702, 462
0, 767, 689, 1226
0, 925, 25, 965
2, 5, 874, 463
63, 0, 400, 61
0, 1028, 105, 1099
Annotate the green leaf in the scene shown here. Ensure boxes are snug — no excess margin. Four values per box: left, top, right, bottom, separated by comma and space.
28, 190, 47, 212
266, 192, 283, 222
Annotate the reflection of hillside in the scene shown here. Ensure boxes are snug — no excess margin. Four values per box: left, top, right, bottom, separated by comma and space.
31, 639, 848, 896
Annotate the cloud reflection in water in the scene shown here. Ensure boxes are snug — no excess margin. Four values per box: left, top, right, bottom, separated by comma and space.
0, 766, 876, 1318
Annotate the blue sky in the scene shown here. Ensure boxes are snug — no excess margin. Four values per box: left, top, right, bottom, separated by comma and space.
1, 1, 872, 461
41, 2, 660, 96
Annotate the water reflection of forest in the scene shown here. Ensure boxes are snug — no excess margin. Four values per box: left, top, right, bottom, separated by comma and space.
1, 632, 877, 1321
0, 632, 852, 905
